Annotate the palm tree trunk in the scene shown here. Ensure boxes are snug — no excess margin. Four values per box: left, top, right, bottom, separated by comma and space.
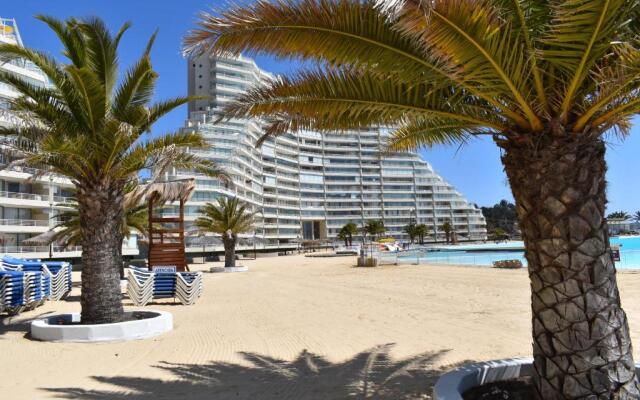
223, 231, 236, 268
501, 135, 640, 399
77, 183, 125, 324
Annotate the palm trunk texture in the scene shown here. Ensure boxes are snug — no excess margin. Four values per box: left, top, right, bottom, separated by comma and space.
78, 183, 125, 324
223, 231, 236, 268
501, 134, 640, 399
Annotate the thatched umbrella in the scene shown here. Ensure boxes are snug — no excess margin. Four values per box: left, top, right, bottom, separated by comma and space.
125, 178, 196, 208
23, 230, 59, 258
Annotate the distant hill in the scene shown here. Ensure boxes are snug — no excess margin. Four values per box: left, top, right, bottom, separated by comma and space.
481, 200, 518, 235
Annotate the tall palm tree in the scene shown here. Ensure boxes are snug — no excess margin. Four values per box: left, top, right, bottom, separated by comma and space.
184, 0, 640, 396
440, 221, 453, 244
414, 224, 428, 245
403, 222, 418, 244
195, 197, 258, 268
339, 222, 358, 246
633, 211, 640, 224
0, 17, 225, 324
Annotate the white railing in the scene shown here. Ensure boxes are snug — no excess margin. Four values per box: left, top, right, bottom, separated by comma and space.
0, 219, 49, 227
53, 195, 75, 204
0, 191, 46, 201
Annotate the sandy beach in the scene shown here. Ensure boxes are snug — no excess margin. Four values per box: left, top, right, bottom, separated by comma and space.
2, 254, 640, 399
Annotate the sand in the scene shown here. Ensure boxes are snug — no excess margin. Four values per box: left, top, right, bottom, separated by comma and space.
2, 254, 640, 399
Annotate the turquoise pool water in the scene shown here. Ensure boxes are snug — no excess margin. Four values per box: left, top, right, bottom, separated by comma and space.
398, 236, 640, 269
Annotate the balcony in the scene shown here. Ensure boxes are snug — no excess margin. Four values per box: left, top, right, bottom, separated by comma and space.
0, 218, 50, 233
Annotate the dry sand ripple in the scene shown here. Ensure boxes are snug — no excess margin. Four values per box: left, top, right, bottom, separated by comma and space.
2, 254, 640, 399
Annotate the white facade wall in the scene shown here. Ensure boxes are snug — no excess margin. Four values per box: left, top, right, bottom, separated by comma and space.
174, 54, 487, 246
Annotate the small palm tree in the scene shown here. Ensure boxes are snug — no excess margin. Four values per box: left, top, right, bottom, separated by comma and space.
195, 197, 258, 268
634, 211, 640, 224
185, 1, 640, 394
607, 211, 631, 220
363, 220, 385, 242
403, 222, 418, 244
440, 221, 453, 244
338, 222, 358, 247
414, 224, 429, 245
0, 17, 225, 324
337, 228, 349, 247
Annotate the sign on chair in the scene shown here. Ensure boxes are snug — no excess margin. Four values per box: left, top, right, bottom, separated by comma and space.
152, 266, 177, 273
611, 245, 621, 262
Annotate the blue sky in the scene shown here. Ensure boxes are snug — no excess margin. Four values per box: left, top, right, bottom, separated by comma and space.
4, 1, 639, 211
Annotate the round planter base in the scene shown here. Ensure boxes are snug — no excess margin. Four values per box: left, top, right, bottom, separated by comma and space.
433, 358, 640, 399
31, 310, 173, 343
210, 266, 249, 273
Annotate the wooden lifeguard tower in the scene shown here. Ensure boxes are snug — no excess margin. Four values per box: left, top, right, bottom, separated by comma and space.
128, 179, 196, 272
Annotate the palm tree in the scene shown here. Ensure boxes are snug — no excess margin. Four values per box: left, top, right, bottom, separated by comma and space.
338, 222, 358, 247
195, 197, 258, 268
50, 182, 153, 249
607, 211, 631, 220
414, 224, 429, 245
185, 0, 640, 396
337, 227, 350, 247
440, 221, 453, 244
403, 222, 418, 244
52, 199, 148, 247
0, 17, 225, 324
363, 220, 385, 242
634, 211, 640, 224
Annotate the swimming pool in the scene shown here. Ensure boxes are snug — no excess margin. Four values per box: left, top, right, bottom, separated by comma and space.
396, 236, 640, 269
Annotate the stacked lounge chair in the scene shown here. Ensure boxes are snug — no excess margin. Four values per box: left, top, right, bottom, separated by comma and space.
127, 267, 203, 306
127, 267, 154, 306
1, 256, 72, 301
0, 268, 47, 315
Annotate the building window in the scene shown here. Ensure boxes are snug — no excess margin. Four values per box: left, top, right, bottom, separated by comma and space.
198, 85, 202, 89
198, 75, 202, 78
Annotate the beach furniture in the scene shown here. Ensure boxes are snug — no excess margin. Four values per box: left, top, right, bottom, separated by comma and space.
2, 256, 72, 301
127, 267, 202, 306
127, 267, 155, 307
492, 260, 524, 269
0, 268, 47, 315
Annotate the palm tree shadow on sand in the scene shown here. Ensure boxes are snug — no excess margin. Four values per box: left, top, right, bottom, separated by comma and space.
44, 344, 471, 399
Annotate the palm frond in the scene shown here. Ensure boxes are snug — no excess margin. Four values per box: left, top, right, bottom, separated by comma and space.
195, 197, 258, 235
396, 0, 541, 130
541, 0, 631, 118
222, 68, 505, 135
386, 118, 491, 152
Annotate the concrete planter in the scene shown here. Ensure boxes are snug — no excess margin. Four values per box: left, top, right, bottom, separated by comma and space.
433, 358, 532, 399
357, 257, 378, 267
31, 310, 172, 343
433, 358, 640, 399
210, 266, 249, 273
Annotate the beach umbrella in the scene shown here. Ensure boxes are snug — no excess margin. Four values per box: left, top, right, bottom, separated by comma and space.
22, 230, 58, 245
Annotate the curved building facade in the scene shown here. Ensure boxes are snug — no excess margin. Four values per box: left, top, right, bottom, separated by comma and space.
173, 55, 486, 246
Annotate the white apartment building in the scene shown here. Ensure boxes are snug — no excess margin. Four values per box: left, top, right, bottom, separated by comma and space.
171, 54, 487, 247
0, 18, 137, 259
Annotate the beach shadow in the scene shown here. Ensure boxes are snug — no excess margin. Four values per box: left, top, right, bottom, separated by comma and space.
43, 344, 464, 399
0, 310, 54, 337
